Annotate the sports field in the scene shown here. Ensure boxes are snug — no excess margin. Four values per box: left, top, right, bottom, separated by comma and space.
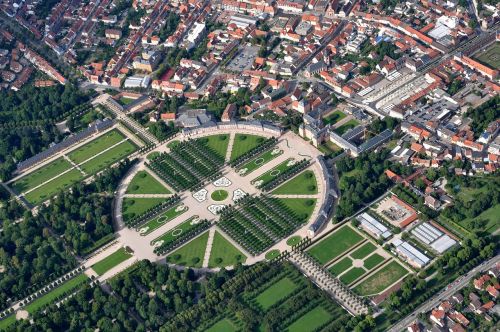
24, 274, 88, 314
307, 226, 364, 265
286, 305, 332, 332
272, 170, 317, 195
167, 232, 209, 268
138, 204, 187, 235
254, 277, 299, 311
92, 247, 133, 276
473, 42, 500, 70
79, 140, 137, 174
68, 130, 126, 164
122, 197, 165, 221
126, 171, 171, 195
252, 158, 295, 186
230, 134, 265, 161
12, 157, 72, 193
150, 216, 201, 247
237, 148, 282, 175
23, 168, 84, 205
354, 260, 409, 296
208, 231, 246, 268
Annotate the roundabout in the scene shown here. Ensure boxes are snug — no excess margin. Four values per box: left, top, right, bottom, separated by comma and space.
112, 123, 329, 270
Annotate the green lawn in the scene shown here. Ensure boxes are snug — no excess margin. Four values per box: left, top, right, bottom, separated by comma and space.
286, 235, 302, 246
202, 134, 229, 159
272, 170, 318, 195
334, 119, 360, 135
230, 134, 266, 161
307, 226, 364, 265
12, 157, 73, 193
460, 203, 500, 235
150, 216, 200, 247
364, 253, 385, 270
211, 190, 229, 201
79, 140, 137, 174
68, 130, 126, 164
473, 42, 500, 70
354, 260, 409, 296
208, 231, 246, 268
328, 257, 353, 276
322, 110, 347, 125
339, 267, 366, 284
237, 148, 282, 175
138, 204, 187, 236
206, 318, 238, 332
0, 314, 16, 330
276, 198, 316, 222
255, 277, 299, 311
286, 306, 332, 332
147, 151, 161, 160
318, 141, 342, 156
351, 242, 376, 259
122, 197, 165, 221
23, 168, 84, 205
24, 274, 88, 314
92, 248, 133, 276
265, 249, 280, 260
126, 171, 171, 195
252, 158, 295, 186
119, 97, 135, 105
167, 232, 209, 268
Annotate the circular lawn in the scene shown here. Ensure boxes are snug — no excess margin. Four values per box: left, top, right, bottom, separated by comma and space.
211, 190, 229, 201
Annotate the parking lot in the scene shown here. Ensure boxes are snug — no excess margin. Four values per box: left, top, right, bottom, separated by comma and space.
226, 45, 260, 72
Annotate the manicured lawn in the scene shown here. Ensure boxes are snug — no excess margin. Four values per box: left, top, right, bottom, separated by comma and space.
92, 248, 133, 276
23, 168, 84, 205
255, 277, 299, 311
286, 235, 302, 246
276, 198, 316, 222
24, 274, 88, 314
167, 232, 209, 268
354, 260, 409, 296
68, 130, 126, 164
364, 253, 385, 270
237, 148, 282, 175
147, 151, 161, 160
307, 226, 364, 265
122, 197, 165, 221
138, 204, 187, 235
272, 170, 318, 195
322, 110, 346, 125
286, 306, 332, 332
334, 119, 360, 135
12, 157, 73, 193
252, 158, 295, 186
151, 216, 200, 247
211, 189, 229, 201
0, 314, 16, 330
208, 231, 246, 268
119, 97, 135, 105
460, 203, 500, 235
202, 134, 229, 159
79, 140, 137, 174
206, 318, 238, 332
328, 257, 353, 276
126, 171, 171, 195
339, 267, 366, 284
230, 134, 266, 161
265, 249, 280, 260
318, 141, 342, 156
351, 242, 377, 259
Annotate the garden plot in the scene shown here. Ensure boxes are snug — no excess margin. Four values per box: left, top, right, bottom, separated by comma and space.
272, 170, 318, 195
150, 216, 203, 248
252, 158, 295, 188
78, 139, 137, 174
230, 134, 266, 161
11, 157, 73, 194
166, 232, 209, 268
354, 260, 410, 296
208, 231, 246, 268
237, 148, 283, 176
199, 134, 230, 159
23, 168, 84, 205
68, 129, 126, 164
138, 204, 188, 236
307, 225, 365, 265
122, 197, 166, 222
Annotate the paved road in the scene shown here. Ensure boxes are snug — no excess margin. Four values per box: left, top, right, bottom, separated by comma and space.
388, 254, 500, 332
